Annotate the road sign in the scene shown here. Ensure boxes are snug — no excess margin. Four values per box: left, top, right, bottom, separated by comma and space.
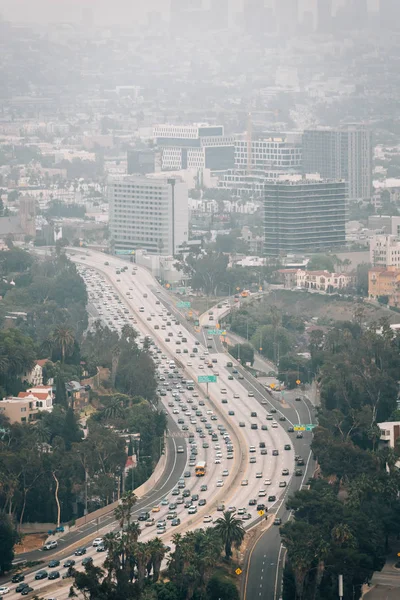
115, 249, 135, 255
258, 510, 264, 516
306, 424, 317, 431
294, 426, 306, 431
177, 301, 191, 308
270, 383, 275, 389
198, 375, 217, 383
296, 379, 301, 385
207, 329, 226, 335
235, 568, 242, 575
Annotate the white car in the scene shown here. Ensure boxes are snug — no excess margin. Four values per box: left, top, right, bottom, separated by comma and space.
233, 393, 240, 398
272, 422, 278, 428
93, 537, 104, 547
222, 469, 229, 477
220, 388, 227, 394
258, 490, 267, 497
0, 588, 10, 596
203, 515, 213, 523
241, 479, 248, 486
216, 480, 224, 487
215, 458, 221, 464
264, 478, 272, 485
187, 362, 192, 366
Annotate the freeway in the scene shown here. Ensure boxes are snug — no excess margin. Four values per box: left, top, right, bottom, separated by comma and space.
3, 249, 312, 599
198, 292, 317, 600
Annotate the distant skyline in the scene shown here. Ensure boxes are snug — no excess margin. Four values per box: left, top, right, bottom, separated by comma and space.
0, 0, 380, 25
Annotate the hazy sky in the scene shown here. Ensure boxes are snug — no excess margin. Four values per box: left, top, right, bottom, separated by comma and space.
0, 0, 379, 25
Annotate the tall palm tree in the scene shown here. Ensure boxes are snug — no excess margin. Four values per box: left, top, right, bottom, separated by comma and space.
114, 491, 137, 528
135, 541, 152, 590
214, 511, 245, 559
34, 420, 50, 444
111, 345, 121, 387
148, 538, 167, 582
51, 326, 75, 363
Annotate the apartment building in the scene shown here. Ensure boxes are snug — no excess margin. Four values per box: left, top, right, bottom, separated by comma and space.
302, 125, 372, 201
235, 133, 302, 172
368, 266, 400, 307
153, 123, 235, 171
109, 175, 189, 256
264, 177, 347, 256
296, 270, 354, 291
370, 235, 400, 268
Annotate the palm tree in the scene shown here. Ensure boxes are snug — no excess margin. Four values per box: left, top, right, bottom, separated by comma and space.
114, 491, 137, 528
214, 511, 245, 559
135, 541, 152, 590
111, 345, 121, 387
51, 326, 75, 363
103, 397, 125, 421
148, 537, 167, 582
34, 420, 50, 444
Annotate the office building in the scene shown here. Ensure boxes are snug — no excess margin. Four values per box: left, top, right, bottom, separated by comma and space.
264, 177, 347, 256
127, 149, 159, 175
302, 125, 372, 201
109, 175, 188, 256
275, 0, 299, 35
317, 0, 333, 31
154, 123, 235, 171
235, 133, 302, 172
379, 0, 400, 30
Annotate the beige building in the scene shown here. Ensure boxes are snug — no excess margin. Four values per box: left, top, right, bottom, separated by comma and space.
0, 385, 53, 424
276, 268, 355, 291
21, 359, 48, 387
368, 266, 400, 307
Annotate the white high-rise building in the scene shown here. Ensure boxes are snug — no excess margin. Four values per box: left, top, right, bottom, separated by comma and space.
109, 175, 188, 256
370, 234, 400, 268
153, 123, 235, 171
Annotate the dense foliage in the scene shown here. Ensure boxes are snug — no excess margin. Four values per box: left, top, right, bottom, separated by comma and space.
67, 495, 243, 600
281, 318, 400, 599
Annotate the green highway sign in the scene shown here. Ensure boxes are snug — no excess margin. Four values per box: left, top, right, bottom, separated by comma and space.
198, 375, 217, 383
115, 249, 135, 255
294, 424, 316, 432
306, 424, 317, 431
207, 329, 227, 335
177, 301, 191, 308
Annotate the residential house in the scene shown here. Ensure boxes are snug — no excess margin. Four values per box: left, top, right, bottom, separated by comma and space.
296, 270, 355, 291
368, 266, 400, 307
275, 269, 299, 288
0, 386, 53, 424
377, 421, 400, 449
21, 359, 49, 387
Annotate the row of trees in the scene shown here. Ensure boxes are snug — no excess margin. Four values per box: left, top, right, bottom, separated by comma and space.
280, 317, 400, 599
66, 492, 244, 600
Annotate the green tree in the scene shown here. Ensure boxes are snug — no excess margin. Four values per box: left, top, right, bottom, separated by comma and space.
0, 511, 18, 574
51, 326, 75, 363
228, 343, 254, 366
213, 511, 245, 559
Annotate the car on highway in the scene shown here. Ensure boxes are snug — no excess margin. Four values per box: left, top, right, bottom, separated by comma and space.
256, 472, 262, 478
64, 559, 76, 568
250, 457, 256, 463
11, 574, 24, 583
48, 559, 60, 568
295, 468, 303, 476
284, 444, 291, 450
0, 587, 10, 596
216, 480, 224, 487
258, 490, 267, 497
279, 481, 287, 488
48, 571, 60, 580
274, 517, 282, 525
171, 518, 181, 526
248, 391, 254, 397
21, 587, 34, 596
268, 495, 276, 502
82, 557, 93, 566
272, 449, 279, 456
74, 547, 87, 556
200, 484, 208, 491
92, 537, 103, 547
282, 468, 289, 476
249, 499, 257, 505
188, 506, 197, 514
15, 583, 28, 593
152, 506, 160, 512
35, 570, 48, 580
43, 540, 58, 550
241, 479, 248, 486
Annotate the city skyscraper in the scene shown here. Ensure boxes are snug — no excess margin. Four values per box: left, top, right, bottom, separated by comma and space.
302, 125, 372, 201
379, 0, 400, 30
264, 178, 347, 256
317, 0, 333, 32
275, 0, 299, 35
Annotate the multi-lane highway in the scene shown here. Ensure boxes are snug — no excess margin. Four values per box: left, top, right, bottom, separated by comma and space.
2, 249, 315, 600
